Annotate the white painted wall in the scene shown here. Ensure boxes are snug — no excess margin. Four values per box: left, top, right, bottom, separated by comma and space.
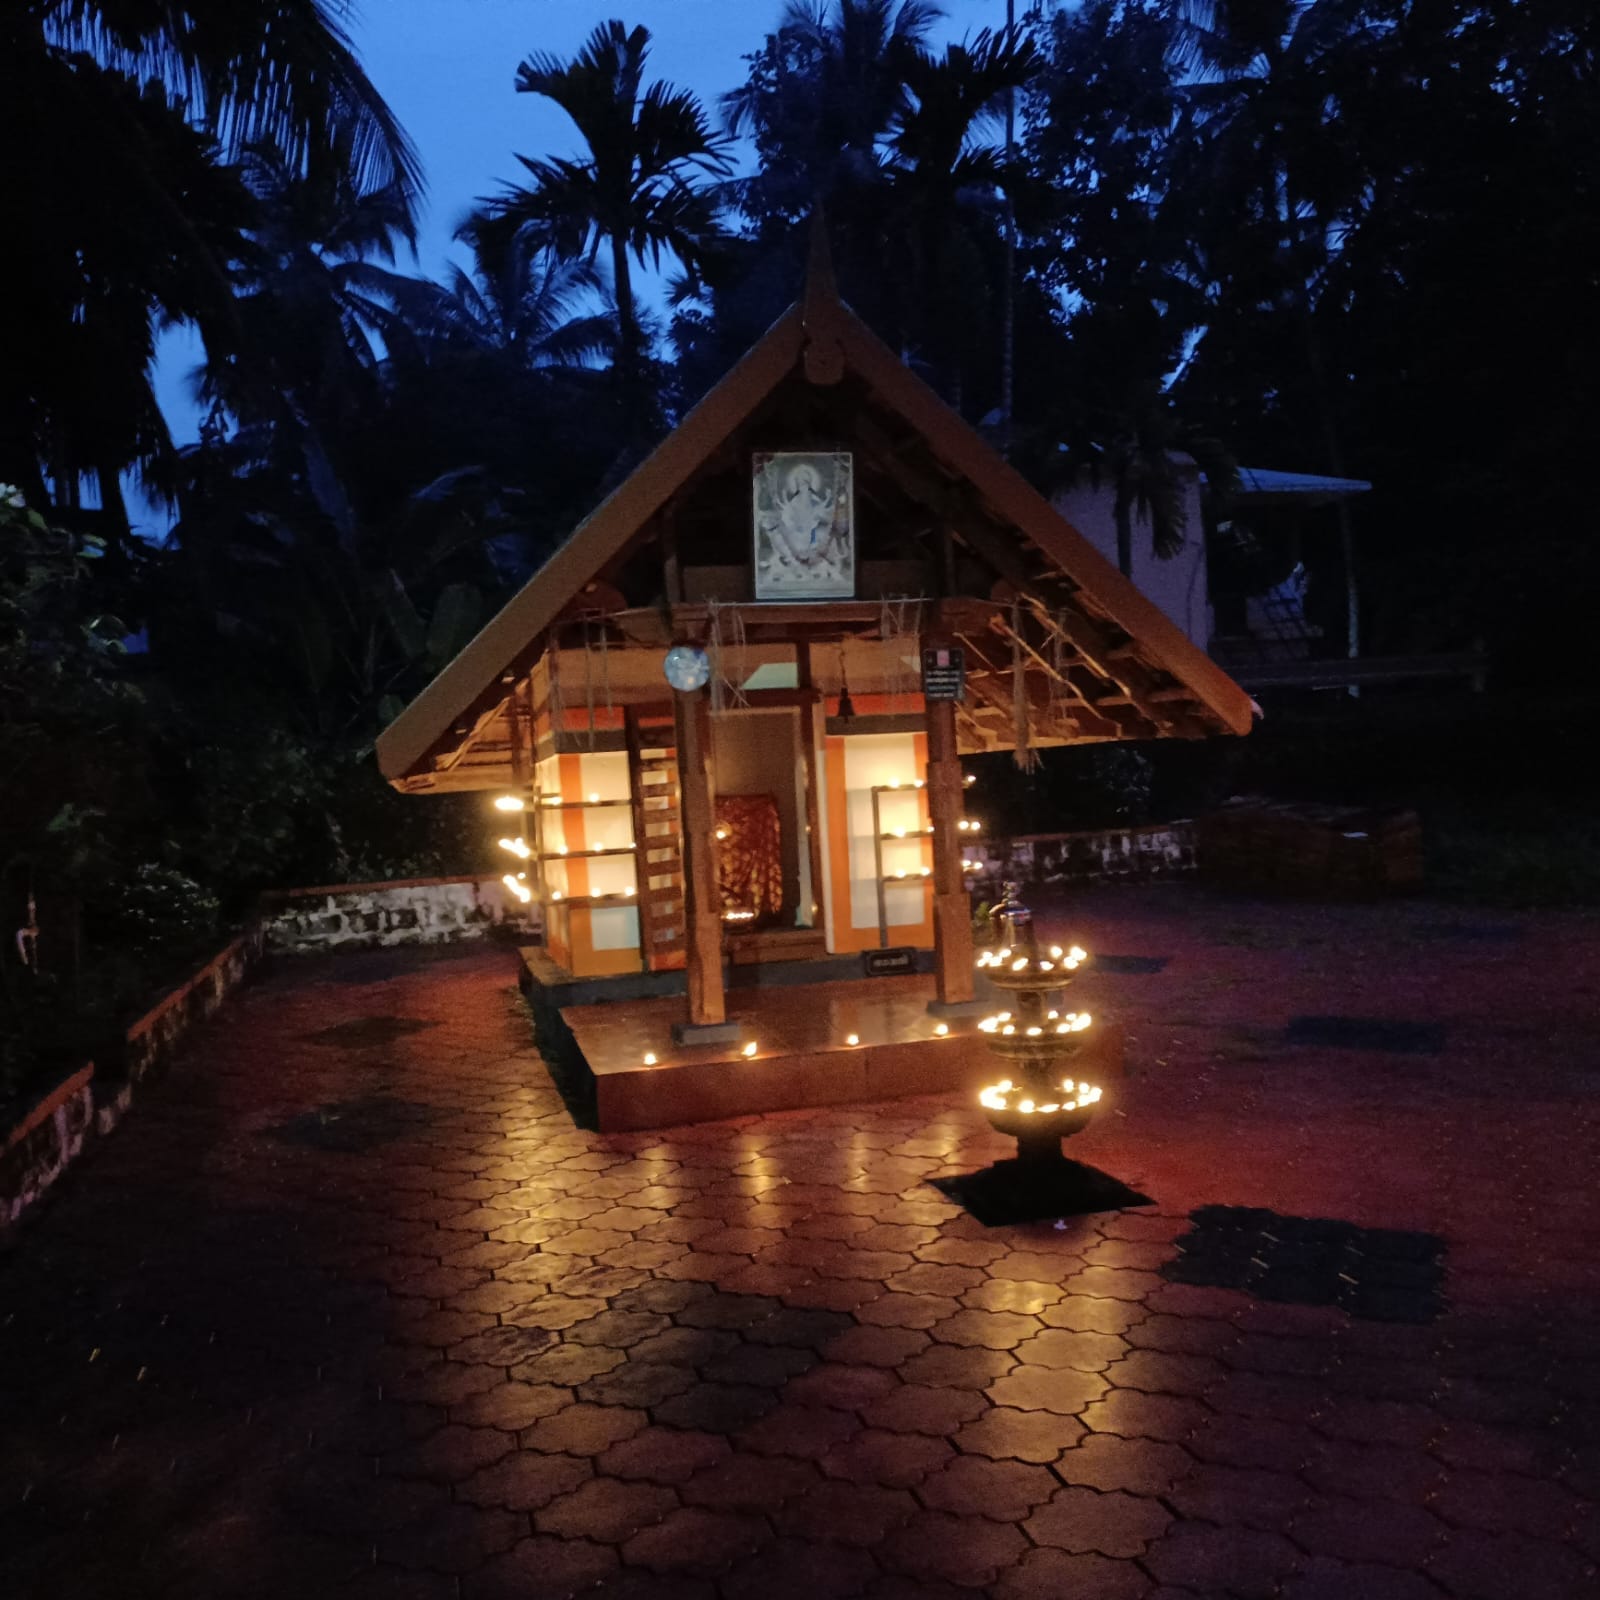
1052, 461, 1210, 650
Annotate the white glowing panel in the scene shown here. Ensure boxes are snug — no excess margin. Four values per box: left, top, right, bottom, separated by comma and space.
589, 906, 641, 951
842, 733, 922, 931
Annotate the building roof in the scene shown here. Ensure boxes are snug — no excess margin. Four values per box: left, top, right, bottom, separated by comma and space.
377, 225, 1254, 790
1235, 467, 1372, 505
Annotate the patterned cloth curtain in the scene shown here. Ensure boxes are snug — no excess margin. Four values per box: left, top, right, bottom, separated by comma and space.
715, 794, 784, 921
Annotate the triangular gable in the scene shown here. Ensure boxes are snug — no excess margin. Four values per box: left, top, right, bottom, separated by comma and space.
378, 247, 1253, 787
377, 308, 806, 782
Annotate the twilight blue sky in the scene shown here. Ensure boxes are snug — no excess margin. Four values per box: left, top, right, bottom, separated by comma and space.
148, 0, 1022, 510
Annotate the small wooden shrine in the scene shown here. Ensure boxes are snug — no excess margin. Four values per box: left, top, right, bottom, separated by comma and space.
378, 226, 1252, 1074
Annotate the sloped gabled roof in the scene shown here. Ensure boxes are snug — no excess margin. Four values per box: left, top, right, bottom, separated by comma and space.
378, 230, 1253, 789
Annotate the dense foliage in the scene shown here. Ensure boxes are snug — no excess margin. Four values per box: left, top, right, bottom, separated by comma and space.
4, 0, 1596, 1097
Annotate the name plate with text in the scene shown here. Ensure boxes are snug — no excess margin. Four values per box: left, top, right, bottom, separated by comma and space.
863, 946, 917, 977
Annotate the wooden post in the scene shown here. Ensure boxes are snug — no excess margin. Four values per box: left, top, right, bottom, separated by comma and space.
926, 670, 975, 1006
674, 686, 726, 1026
796, 643, 828, 935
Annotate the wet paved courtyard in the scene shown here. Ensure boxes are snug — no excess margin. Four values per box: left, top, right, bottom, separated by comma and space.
3, 887, 1597, 1598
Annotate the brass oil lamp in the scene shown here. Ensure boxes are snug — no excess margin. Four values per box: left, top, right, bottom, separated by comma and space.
974, 884, 1102, 1167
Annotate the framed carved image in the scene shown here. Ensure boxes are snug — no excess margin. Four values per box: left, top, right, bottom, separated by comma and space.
752, 450, 855, 600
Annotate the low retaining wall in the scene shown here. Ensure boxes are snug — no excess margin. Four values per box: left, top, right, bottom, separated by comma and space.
965, 820, 1197, 889
1, 1066, 95, 1233
2, 924, 266, 1239
260, 874, 540, 955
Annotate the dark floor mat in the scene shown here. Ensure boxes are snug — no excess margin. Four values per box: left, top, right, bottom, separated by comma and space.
931, 1159, 1153, 1227
1094, 954, 1171, 975
266, 1096, 440, 1152
1285, 1015, 1446, 1054
301, 1015, 440, 1047
1163, 1204, 1446, 1322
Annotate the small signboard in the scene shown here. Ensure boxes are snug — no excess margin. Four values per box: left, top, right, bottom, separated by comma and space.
863, 946, 918, 977
921, 645, 965, 702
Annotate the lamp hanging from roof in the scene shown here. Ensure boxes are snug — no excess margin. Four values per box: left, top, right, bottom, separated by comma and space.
836, 640, 855, 724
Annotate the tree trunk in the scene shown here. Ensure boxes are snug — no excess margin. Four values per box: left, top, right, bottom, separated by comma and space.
610, 233, 641, 432
96, 461, 132, 550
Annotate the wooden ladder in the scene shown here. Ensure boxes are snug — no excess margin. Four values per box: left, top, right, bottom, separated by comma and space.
626, 705, 687, 971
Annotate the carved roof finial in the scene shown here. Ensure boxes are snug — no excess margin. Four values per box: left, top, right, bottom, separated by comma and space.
801, 205, 844, 385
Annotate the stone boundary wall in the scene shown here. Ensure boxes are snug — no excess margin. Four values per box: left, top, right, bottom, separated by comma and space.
1, 1066, 95, 1234
260, 874, 541, 955
3, 925, 267, 1240
965, 821, 1197, 889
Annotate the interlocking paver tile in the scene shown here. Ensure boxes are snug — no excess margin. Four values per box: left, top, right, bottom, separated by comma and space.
928, 1308, 1040, 1350
860, 1382, 992, 1441
510, 1342, 624, 1386
740, 1401, 862, 1458
783, 1361, 900, 1411
680, 1451, 820, 1512
563, 1310, 672, 1348
1024, 1484, 1172, 1557
774, 1478, 919, 1544
535, 1476, 679, 1543
821, 1324, 929, 1366
579, 1360, 699, 1408
378, 1502, 526, 1574
384, 1423, 513, 1482
885, 1262, 985, 1297
954, 1404, 1083, 1463
1185, 1412, 1318, 1468
1081, 1387, 1209, 1443
1122, 1312, 1236, 1355
991, 1547, 1154, 1600
878, 1509, 1030, 1586
819, 1427, 954, 1486
1104, 1348, 1223, 1397
595, 1426, 728, 1484
1290, 1497, 1450, 1568
1429, 1464, 1588, 1540
520, 1402, 648, 1456
1168, 1461, 1310, 1528
452, 1381, 570, 1430
961, 1277, 1066, 1315
1142, 1520, 1303, 1599
619, 1506, 767, 1574
854, 1291, 961, 1328
986, 1363, 1107, 1414
1301, 1439, 1445, 1503
1281, 1557, 1449, 1600
1426, 1528, 1599, 1600
1053, 1431, 1193, 1495
721, 1539, 877, 1600
464, 1534, 619, 1599
919, 1454, 1059, 1520
1037, 1295, 1147, 1333
457, 1449, 593, 1510
652, 1380, 778, 1433
898, 1342, 1014, 1389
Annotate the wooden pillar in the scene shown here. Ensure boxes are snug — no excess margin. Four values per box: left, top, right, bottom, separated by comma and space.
674, 686, 726, 1025
796, 643, 828, 934
927, 687, 975, 1005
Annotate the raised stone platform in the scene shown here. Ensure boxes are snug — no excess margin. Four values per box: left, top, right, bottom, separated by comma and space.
518, 948, 1124, 1133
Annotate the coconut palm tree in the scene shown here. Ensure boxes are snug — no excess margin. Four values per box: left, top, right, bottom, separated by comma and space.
396, 218, 616, 372
482, 20, 732, 430
0, 1, 418, 531
722, 0, 943, 216
1171, 0, 1370, 652
884, 24, 1038, 409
